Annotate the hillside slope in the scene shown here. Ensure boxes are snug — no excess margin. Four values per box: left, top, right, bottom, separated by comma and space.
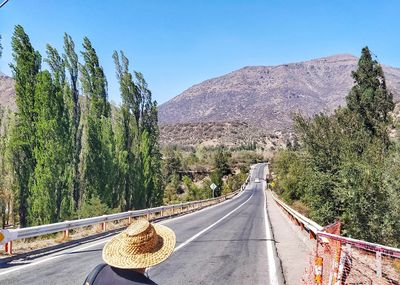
159, 54, 400, 131
0, 74, 16, 111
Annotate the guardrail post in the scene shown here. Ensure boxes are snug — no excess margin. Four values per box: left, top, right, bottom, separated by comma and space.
63, 229, 69, 239
101, 221, 106, 232
314, 256, 323, 284
128, 216, 132, 224
4, 241, 12, 255
376, 251, 382, 279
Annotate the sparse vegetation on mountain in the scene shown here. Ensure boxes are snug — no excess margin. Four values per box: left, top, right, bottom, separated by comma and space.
159, 54, 400, 135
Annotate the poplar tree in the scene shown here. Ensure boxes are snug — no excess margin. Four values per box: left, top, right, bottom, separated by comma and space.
0, 108, 9, 228
80, 37, 114, 206
135, 72, 163, 208
63, 33, 82, 210
30, 71, 58, 224
10, 25, 41, 226
146, 104, 163, 207
113, 51, 138, 210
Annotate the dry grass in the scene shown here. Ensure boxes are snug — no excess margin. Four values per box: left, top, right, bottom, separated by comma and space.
291, 200, 311, 217
0, 220, 130, 258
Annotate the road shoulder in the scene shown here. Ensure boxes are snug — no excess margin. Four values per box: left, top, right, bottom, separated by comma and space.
266, 190, 314, 285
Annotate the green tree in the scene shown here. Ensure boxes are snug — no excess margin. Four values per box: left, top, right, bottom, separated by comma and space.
214, 148, 231, 177
346, 47, 394, 139
0, 109, 15, 228
163, 147, 182, 181
274, 47, 400, 246
29, 71, 63, 224
28, 45, 73, 225
80, 37, 115, 206
113, 50, 138, 210
9, 25, 41, 226
63, 33, 82, 210
210, 148, 231, 196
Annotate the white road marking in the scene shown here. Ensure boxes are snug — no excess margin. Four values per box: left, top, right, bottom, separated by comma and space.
0, 237, 110, 277
158, 184, 249, 226
173, 190, 254, 253
0, 183, 252, 277
263, 180, 280, 284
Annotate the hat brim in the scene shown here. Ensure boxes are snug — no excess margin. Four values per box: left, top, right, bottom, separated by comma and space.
102, 223, 176, 269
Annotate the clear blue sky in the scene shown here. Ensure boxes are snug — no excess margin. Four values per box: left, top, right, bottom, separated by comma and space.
1, 0, 399, 105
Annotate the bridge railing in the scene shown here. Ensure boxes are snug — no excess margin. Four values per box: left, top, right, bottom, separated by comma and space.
0, 175, 250, 255
270, 190, 400, 284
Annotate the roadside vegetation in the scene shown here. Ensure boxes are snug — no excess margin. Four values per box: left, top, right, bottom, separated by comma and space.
271, 47, 400, 247
0, 26, 162, 228
0, 27, 257, 229
162, 146, 252, 204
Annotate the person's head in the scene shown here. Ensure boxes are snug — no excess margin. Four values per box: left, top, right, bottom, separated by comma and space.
102, 219, 176, 272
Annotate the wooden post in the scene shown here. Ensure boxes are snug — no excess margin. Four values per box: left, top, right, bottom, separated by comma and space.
101, 221, 106, 231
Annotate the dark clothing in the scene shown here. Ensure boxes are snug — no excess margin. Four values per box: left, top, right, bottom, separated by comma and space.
84, 264, 157, 285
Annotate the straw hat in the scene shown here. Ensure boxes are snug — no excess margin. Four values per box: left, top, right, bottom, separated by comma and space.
102, 220, 176, 269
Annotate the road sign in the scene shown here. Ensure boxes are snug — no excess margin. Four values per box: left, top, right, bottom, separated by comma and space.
210, 183, 217, 198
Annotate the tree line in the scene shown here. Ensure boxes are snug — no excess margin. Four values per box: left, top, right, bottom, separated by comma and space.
162, 146, 248, 204
272, 47, 400, 247
0, 25, 163, 227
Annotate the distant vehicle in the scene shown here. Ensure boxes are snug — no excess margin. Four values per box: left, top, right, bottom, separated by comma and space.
255, 178, 260, 183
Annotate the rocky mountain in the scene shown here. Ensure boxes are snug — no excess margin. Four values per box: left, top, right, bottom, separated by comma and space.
0, 74, 16, 111
2, 55, 400, 149
158, 54, 400, 132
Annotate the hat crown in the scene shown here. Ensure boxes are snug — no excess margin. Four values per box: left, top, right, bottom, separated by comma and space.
123, 220, 157, 249
125, 220, 151, 237
102, 220, 176, 269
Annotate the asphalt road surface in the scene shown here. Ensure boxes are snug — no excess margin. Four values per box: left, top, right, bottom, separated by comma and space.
0, 163, 279, 285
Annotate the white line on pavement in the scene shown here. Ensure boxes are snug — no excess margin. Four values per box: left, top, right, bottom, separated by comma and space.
0, 183, 252, 277
0, 237, 110, 277
158, 185, 250, 226
263, 180, 280, 285
173, 189, 254, 253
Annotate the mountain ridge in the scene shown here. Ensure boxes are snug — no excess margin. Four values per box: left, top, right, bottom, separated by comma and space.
158, 54, 400, 132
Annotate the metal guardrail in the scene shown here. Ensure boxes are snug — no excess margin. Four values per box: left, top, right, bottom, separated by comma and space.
270, 189, 400, 282
0, 175, 250, 255
317, 231, 400, 259
271, 191, 323, 236
271, 190, 400, 255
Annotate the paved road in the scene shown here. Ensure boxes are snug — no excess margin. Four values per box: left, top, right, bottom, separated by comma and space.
0, 163, 278, 285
